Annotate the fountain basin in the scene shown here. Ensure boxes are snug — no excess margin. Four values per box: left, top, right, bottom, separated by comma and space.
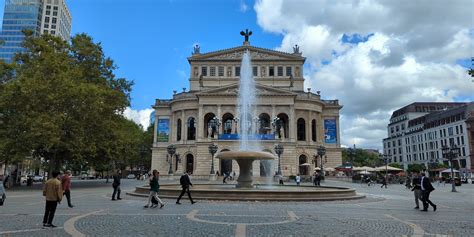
129, 183, 363, 201
216, 151, 275, 188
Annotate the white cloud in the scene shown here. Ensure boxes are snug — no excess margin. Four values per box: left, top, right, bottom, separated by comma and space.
255, 0, 474, 149
239, 0, 248, 13
122, 107, 154, 130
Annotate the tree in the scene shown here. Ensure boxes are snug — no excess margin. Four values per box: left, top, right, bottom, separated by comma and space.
407, 163, 426, 173
0, 31, 133, 176
388, 163, 402, 169
342, 148, 380, 167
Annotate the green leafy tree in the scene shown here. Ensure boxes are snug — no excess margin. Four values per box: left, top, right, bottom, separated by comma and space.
0, 31, 133, 176
342, 148, 380, 167
388, 163, 402, 169
407, 163, 426, 173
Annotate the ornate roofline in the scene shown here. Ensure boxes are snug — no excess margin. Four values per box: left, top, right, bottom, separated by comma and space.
188, 45, 306, 62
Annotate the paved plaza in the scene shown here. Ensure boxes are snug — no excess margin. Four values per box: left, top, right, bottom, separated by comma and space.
0, 179, 473, 237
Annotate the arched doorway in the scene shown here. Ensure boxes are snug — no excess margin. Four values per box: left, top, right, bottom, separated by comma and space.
298, 155, 308, 175
185, 154, 194, 174
220, 149, 232, 175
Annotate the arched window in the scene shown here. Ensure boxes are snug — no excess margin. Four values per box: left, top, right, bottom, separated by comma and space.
258, 113, 271, 134
276, 113, 289, 138
297, 118, 306, 141
176, 119, 182, 141
186, 154, 194, 174
311, 119, 316, 142
222, 113, 234, 134
187, 117, 196, 140
299, 155, 308, 175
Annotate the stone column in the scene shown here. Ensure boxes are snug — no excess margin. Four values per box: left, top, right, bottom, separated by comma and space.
198, 105, 203, 140
153, 112, 158, 144
336, 117, 341, 146
217, 104, 222, 135
271, 105, 276, 135
318, 113, 323, 143
289, 105, 295, 141
307, 110, 311, 144
181, 110, 185, 142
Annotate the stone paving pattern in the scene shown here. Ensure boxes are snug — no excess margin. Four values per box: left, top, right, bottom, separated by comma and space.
0, 178, 473, 236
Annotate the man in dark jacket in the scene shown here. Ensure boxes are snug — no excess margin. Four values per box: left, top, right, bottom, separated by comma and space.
420, 173, 436, 211
111, 170, 122, 201
176, 171, 196, 204
411, 172, 422, 209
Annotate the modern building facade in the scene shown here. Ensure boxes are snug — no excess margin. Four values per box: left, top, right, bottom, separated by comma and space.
151, 35, 343, 178
383, 102, 474, 176
0, 0, 71, 62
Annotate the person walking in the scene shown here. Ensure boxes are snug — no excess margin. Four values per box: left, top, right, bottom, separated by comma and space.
420, 172, 437, 212
61, 170, 74, 208
111, 170, 122, 201
176, 171, 196, 205
42, 171, 63, 228
411, 172, 422, 209
381, 177, 388, 188
295, 174, 301, 186
223, 172, 228, 184
144, 170, 164, 208
314, 172, 321, 186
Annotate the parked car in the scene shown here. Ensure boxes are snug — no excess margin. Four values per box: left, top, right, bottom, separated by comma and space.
127, 174, 136, 179
0, 183, 6, 206
32, 175, 44, 182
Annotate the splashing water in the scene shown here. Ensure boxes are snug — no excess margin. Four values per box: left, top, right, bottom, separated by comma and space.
238, 50, 258, 151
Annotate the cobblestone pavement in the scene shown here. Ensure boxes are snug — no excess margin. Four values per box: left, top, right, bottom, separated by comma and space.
0, 179, 473, 236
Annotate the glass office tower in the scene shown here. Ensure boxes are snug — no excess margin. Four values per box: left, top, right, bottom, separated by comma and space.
0, 0, 43, 62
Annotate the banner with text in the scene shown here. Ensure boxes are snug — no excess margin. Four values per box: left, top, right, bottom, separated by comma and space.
324, 119, 337, 144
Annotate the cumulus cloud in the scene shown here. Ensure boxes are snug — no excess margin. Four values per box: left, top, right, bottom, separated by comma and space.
122, 107, 154, 130
255, 0, 474, 149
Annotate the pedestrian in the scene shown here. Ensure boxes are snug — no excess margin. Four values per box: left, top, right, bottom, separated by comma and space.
295, 174, 301, 186
111, 170, 122, 201
216, 170, 220, 176
411, 172, 422, 209
176, 171, 196, 205
223, 172, 228, 184
405, 176, 412, 189
420, 172, 436, 211
314, 172, 321, 186
381, 177, 388, 188
279, 175, 284, 185
61, 170, 74, 208
3, 175, 9, 189
42, 171, 63, 228
144, 170, 164, 208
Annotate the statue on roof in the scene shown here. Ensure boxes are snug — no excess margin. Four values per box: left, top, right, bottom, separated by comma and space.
192, 44, 200, 55
293, 44, 301, 54
240, 29, 252, 45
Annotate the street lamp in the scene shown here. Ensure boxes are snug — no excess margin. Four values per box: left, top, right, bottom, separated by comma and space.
379, 153, 390, 185
348, 144, 356, 177
208, 143, 218, 175
274, 144, 284, 176
442, 144, 460, 192
166, 144, 176, 175
316, 145, 326, 179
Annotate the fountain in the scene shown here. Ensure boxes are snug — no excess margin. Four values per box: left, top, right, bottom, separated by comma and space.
215, 50, 277, 188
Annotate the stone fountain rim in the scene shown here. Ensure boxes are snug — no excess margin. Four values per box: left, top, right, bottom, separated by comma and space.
215, 150, 276, 160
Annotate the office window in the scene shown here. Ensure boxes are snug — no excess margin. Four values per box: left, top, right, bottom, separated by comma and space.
51, 30, 55, 34
51, 24, 56, 29
461, 136, 464, 145
46, 10, 51, 15
459, 124, 463, 133
53, 6, 58, 10
269, 66, 274, 76
45, 16, 50, 22
46, 5, 51, 9
286, 66, 292, 76
44, 24, 49, 28
201, 66, 207, 76
218, 66, 224, 76
277, 66, 283, 76
43, 30, 48, 33
52, 18, 57, 24
448, 127, 453, 136
235, 66, 240, 77
209, 66, 216, 76
53, 11, 57, 16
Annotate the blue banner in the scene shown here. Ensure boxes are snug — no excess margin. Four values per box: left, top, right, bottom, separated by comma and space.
324, 119, 337, 143
218, 134, 275, 140
157, 119, 169, 142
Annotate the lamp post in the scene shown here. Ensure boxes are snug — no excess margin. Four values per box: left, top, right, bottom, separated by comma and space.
379, 153, 390, 185
166, 144, 176, 175
348, 144, 356, 177
442, 145, 460, 192
274, 144, 284, 176
316, 145, 326, 179
208, 143, 218, 175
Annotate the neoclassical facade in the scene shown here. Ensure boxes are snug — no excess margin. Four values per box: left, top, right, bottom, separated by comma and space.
152, 37, 342, 178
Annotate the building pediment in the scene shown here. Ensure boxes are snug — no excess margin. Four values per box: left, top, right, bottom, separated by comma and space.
188, 45, 305, 62
196, 83, 297, 97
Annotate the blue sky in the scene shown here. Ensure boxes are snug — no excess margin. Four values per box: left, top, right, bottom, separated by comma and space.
1, 0, 472, 149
